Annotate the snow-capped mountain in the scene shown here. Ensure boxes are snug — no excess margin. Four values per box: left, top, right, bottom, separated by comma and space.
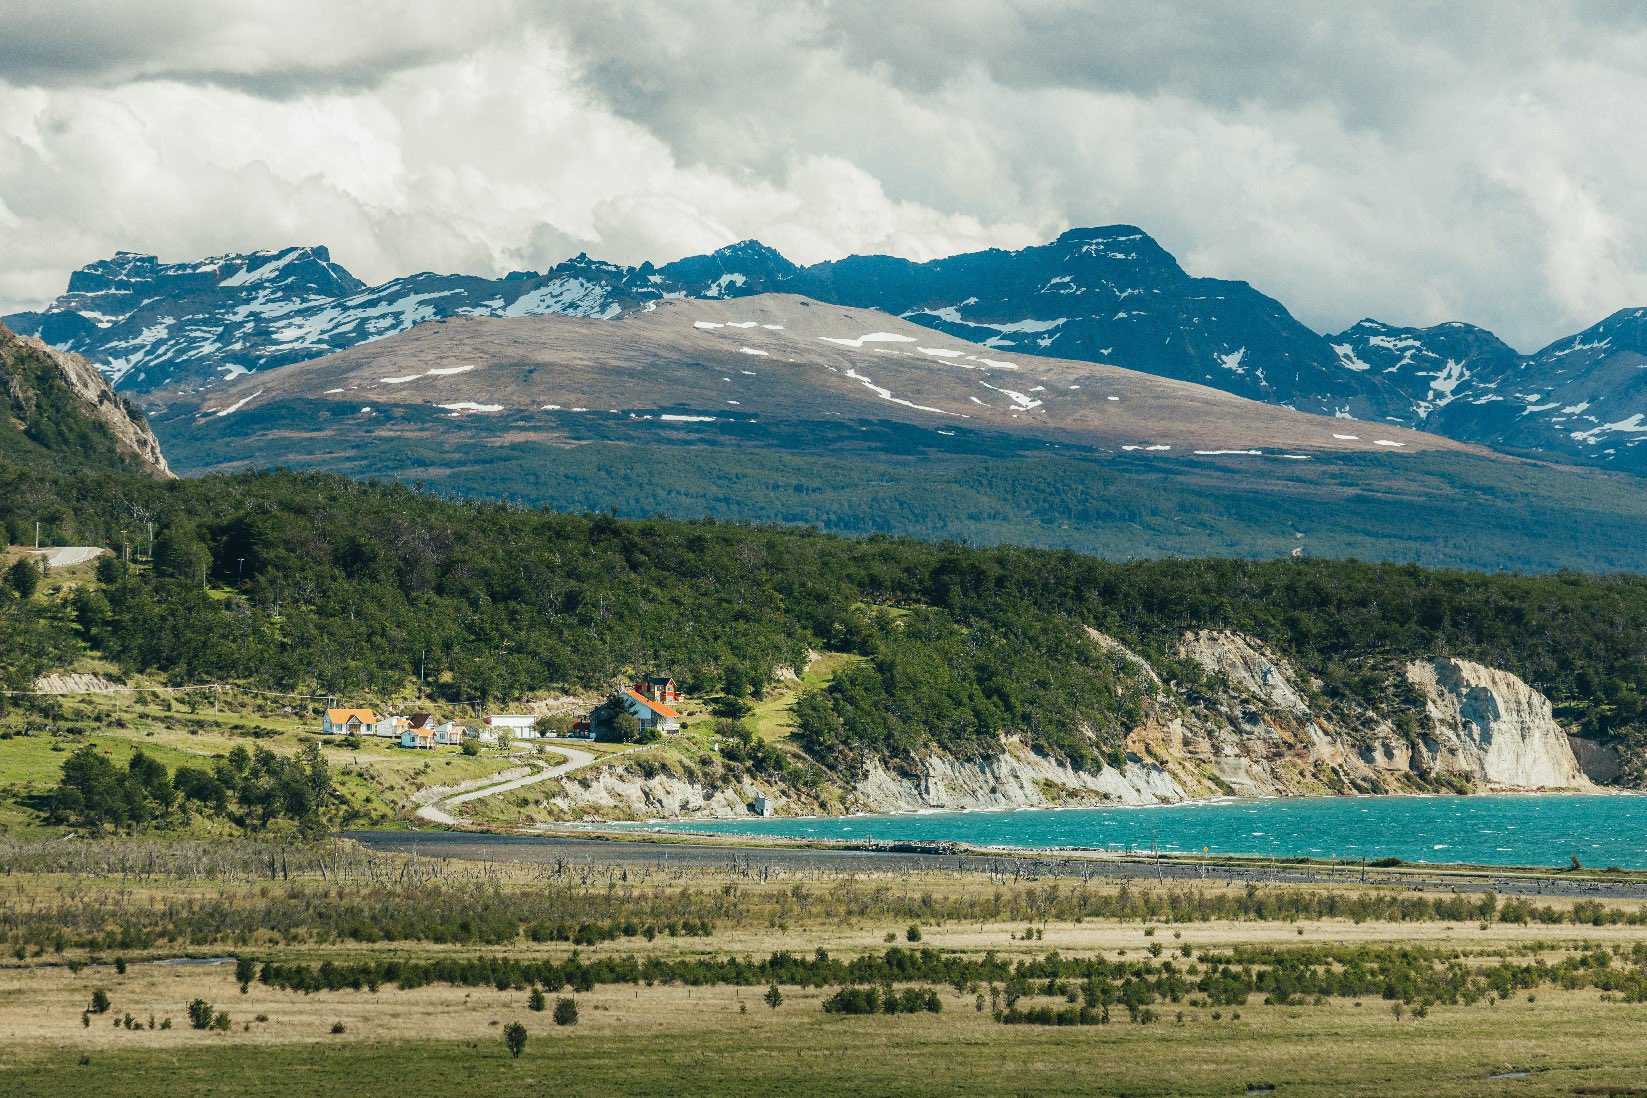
8, 228, 1647, 469
798, 227, 1412, 423
1328, 309, 1647, 466
0, 228, 1408, 418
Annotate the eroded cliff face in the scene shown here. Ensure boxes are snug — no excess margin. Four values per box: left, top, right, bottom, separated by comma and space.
1405, 657, 1590, 790
540, 629, 1608, 822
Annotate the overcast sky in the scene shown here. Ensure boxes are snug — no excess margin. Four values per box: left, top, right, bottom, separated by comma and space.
3, 1, 1645, 349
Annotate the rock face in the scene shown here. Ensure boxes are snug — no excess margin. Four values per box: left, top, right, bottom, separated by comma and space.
1179, 630, 1311, 714
15, 334, 173, 477
0, 323, 172, 477
541, 631, 1602, 822
853, 749, 1185, 812
1405, 657, 1590, 790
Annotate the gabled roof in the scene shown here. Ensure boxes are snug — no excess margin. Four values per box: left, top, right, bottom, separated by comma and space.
326, 708, 376, 724
623, 688, 681, 719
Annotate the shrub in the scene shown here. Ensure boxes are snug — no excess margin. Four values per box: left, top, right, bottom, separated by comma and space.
553, 998, 579, 1026
88, 989, 111, 1014
529, 988, 546, 1012
764, 985, 783, 1009
504, 1022, 528, 1057
461, 739, 481, 756
187, 999, 214, 1030
906, 925, 922, 943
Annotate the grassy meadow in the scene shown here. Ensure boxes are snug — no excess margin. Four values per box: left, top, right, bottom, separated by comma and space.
4, 839, 1647, 1096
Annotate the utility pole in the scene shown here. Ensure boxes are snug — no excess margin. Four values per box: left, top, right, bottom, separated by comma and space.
237, 558, 245, 586
34, 521, 40, 549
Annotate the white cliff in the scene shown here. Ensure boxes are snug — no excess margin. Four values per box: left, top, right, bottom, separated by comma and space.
1405, 656, 1590, 790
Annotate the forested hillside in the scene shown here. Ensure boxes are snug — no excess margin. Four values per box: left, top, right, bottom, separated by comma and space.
5, 463, 1647, 767
0, 324, 170, 477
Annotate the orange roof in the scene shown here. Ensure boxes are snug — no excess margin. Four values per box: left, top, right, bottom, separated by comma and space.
326, 708, 376, 724
623, 688, 681, 719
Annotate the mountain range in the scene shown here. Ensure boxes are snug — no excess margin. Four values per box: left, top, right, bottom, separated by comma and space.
9, 227, 1647, 471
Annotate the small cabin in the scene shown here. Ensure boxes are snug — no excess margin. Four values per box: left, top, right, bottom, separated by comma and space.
433, 723, 465, 746
323, 708, 377, 736
400, 727, 435, 750
376, 715, 410, 740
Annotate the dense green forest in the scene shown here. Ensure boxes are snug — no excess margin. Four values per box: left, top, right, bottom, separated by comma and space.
47, 743, 337, 835
5, 461, 1647, 768
157, 398, 1647, 573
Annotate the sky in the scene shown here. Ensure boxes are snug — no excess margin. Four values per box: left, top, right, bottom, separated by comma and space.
2, 1, 1646, 350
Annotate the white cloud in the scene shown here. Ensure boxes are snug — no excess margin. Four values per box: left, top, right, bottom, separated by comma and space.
3, 1, 1647, 349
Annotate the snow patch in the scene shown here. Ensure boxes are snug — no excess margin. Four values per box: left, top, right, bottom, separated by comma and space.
214, 390, 263, 417
820, 332, 920, 348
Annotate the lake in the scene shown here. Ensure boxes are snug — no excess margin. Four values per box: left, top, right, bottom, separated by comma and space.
634, 794, 1647, 870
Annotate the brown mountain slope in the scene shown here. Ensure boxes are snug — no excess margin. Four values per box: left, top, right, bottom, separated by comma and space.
187, 295, 1480, 460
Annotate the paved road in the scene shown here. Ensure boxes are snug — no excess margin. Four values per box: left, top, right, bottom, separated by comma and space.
413, 745, 599, 826
345, 830, 1647, 900
28, 547, 105, 569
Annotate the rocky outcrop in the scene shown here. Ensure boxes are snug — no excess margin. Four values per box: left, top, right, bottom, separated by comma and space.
1568, 736, 1624, 784
553, 767, 771, 820
31, 672, 129, 695
0, 324, 173, 476
1405, 657, 1590, 790
853, 748, 1184, 812
1179, 630, 1312, 714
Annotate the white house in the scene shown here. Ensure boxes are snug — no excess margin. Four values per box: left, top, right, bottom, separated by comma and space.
486, 714, 538, 740
323, 708, 377, 736
619, 688, 682, 735
400, 727, 435, 750
377, 715, 410, 741
433, 723, 466, 746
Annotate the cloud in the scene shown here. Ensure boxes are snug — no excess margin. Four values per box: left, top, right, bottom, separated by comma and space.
3, 1, 1647, 349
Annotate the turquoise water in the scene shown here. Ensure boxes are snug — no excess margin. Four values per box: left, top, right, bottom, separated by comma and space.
637, 794, 1647, 869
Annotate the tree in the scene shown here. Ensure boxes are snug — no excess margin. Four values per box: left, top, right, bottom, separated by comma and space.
152, 524, 209, 584
7, 556, 40, 600
528, 988, 546, 1012
503, 1021, 528, 1058
187, 999, 215, 1030
89, 989, 111, 1014
534, 713, 574, 739
764, 985, 783, 1010
553, 998, 579, 1026
461, 738, 481, 756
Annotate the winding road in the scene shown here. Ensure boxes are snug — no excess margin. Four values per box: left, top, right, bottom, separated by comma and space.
413, 743, 600, 826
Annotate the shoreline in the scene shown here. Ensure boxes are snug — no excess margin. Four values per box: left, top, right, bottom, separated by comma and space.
390, 788, 1647, 875
343, 828, 1647, 900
